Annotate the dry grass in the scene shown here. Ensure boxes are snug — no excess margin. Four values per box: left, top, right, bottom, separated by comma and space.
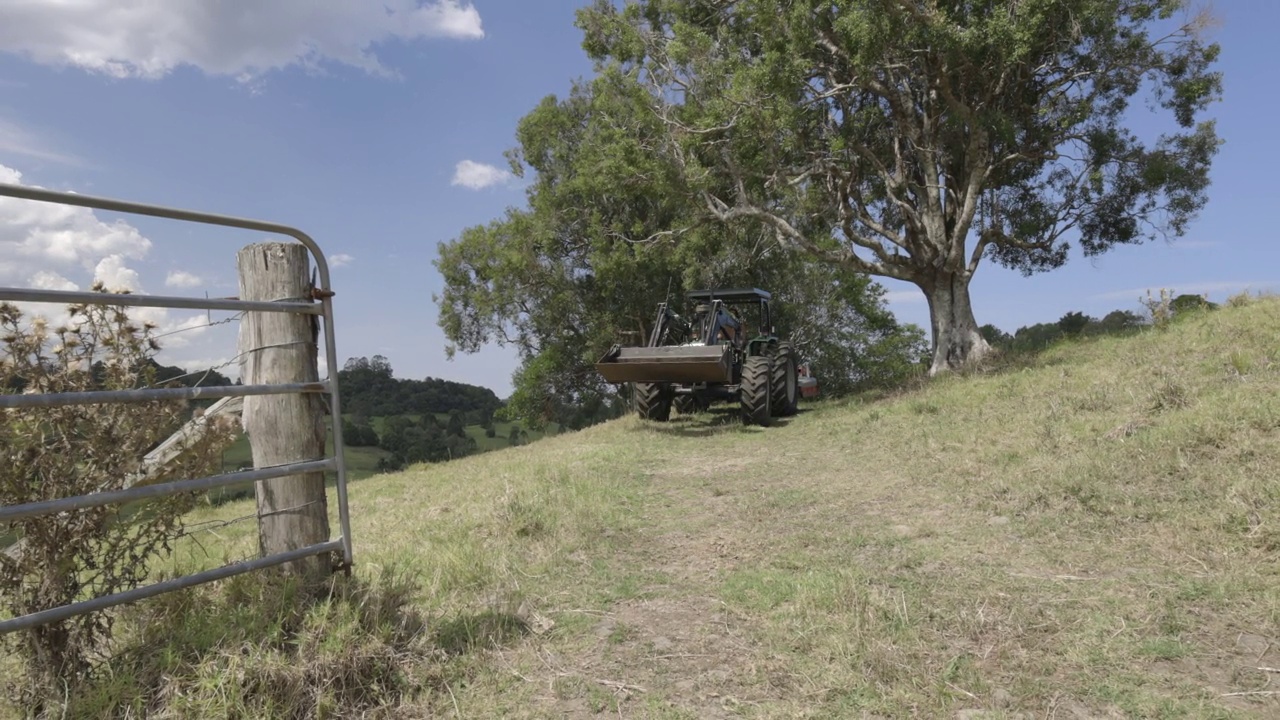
7, 297, 1280, 718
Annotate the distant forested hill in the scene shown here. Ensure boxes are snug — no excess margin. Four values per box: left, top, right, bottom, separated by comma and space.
337, 355, 502, 419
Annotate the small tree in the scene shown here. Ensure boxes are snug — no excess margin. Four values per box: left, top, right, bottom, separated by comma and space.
979, 324, 1012, 349
340, 417, 379, 447
1095, 309, 1144, 335
446, 409, 467, 438
1057, 311, 1094, 336
0, 290, 235, 709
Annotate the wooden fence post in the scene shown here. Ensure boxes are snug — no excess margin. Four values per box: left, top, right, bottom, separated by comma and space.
237, 242, 330, 578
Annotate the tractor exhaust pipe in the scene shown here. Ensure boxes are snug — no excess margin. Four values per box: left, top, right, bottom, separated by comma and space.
595, 344, 734, 384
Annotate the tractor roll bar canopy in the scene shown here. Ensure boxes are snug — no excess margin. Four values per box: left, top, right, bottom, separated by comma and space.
686, 288, 771, 303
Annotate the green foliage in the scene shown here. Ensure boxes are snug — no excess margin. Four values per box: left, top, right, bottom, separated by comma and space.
1058, 311, 1092, 336
0, 292, 235, 710
574, 0, 1224, 370
376, 414, 479, 468
339, 355, 501, 419
979, 324, 1012, 348
1097, 309, 1146, 335
981, 298, 1190, 355
446, 409, 466, 438
1171, 293, 1217, 314
341, 417, 380, 447
436, 75, 925, 426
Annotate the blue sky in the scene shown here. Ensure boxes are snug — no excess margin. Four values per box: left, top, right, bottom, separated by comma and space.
0, 1, 1275, 397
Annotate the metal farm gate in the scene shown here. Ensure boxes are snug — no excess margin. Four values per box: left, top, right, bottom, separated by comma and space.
0, 182, 353, 634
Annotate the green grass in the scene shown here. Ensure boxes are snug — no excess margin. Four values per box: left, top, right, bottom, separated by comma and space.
9, 296, 1280, 718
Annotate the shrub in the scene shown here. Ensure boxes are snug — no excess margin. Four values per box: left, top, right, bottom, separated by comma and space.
0, 289, 235, 711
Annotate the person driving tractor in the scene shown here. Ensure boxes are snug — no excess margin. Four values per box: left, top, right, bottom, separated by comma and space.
694, 302, 743, 345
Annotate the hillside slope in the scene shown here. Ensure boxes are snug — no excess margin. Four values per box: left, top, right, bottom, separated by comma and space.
53, 297, 1280, 718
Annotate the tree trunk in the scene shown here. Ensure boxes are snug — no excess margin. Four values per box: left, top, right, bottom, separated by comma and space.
922, 271, 990, 375
237, 242, 331, 579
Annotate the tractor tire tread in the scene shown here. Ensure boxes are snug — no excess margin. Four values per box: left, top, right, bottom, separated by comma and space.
770, 342, 800, 417
740, 356, 773, 426
635, 382, 672, 422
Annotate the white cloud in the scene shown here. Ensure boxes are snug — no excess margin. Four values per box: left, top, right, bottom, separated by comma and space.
0, 164, 151, 285
0, 164, 252, 379
329, 253, 354, 268
29, 270, 78, 292
451, 160, 514, 190
93, 255, 141, 292
152, 314, 214, 350
165, 270, 203, 288
0, 1, 484, 81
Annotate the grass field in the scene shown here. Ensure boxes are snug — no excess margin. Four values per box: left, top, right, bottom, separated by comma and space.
9, 296, 1280, 718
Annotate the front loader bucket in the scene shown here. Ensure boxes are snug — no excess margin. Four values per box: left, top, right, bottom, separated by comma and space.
595, 345, 733, 384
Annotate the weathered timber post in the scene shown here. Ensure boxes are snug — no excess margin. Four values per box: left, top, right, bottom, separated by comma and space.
237, 242, 330, 578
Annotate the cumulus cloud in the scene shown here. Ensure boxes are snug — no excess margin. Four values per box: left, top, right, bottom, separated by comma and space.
29, 270, 78, 292
329, 253, 354, 268
93, 255, 141, 292
165, 270, 203, 288
0, 164, 151, 285
0, 1, 484, 81
451, 160, 514, 190
0, 164, 255, 381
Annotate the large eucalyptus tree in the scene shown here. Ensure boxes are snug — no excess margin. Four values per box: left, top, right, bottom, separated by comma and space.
576, 0, 1223, 372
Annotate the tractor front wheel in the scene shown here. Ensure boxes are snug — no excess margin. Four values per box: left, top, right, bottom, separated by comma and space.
635, 382, 673, 421
770, 342, 800, 417
739, 356, 773, 426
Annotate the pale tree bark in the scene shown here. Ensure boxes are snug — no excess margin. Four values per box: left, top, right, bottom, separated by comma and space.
921, 269, 989, 375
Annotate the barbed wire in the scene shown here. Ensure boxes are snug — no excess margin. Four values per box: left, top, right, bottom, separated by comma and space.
150, 311, 244, 342
147, 339, 316, 390
172, 499, 326, 561
176, 499, 323, 538
146, 293, 326, 389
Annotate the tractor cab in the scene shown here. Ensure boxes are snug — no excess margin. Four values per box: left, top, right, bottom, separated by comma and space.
685, 288, 771, 348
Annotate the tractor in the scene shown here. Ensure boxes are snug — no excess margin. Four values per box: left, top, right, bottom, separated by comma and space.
594, 288, 815, 425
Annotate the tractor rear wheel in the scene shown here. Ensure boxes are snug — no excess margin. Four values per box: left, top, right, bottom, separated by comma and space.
739, 356, 773, 426
674, 394, 709, 415
635, 382, 673, 421
770, 342, 800, 417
